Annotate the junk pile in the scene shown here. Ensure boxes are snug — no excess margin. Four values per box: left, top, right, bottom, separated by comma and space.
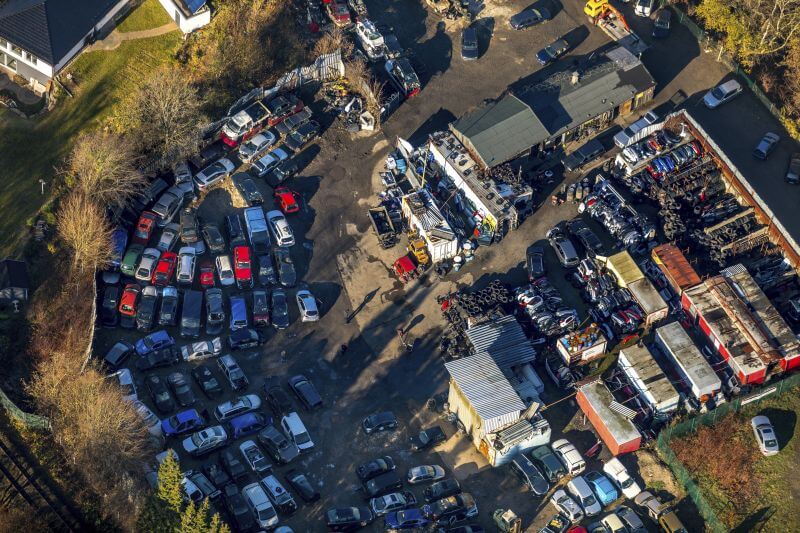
582, 179, 655, 249
515, 278, 578, 337
570, 258, 642, 335
425, 0, 470, 20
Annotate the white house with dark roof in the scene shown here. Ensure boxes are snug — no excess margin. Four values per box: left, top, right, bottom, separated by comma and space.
0, 0, 131, 93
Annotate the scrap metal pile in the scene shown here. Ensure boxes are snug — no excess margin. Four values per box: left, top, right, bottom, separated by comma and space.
515, 278, 578, 337
583, 179, 655, 249
569, 258, 642, 336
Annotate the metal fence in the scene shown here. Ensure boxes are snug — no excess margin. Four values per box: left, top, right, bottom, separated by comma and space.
656, 372, 800, 532
0, 387, 50, 431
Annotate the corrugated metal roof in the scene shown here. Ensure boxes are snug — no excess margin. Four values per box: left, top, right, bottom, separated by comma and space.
445, 354, 526, 422
618, 344, 679, 413
578, 380, 641, 444
651, 244, 701, 292
466, 315, 536, 371
628, 278, 667, 316
602, 251, 644, 287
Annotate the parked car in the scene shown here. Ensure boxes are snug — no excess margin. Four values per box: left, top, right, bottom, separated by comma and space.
135, 248, 161, 283
191, 364, 224, 398
288, 374, 323, 410
265, 380, 294, 417
194, 158, 235, 191
285, 469, 320, 502
103, 341, 134, 369
203, 461, 231, 488
751, 415, 780, 455
162, 409, 206, 437
568, 218, 604, 256
233, 245, 253, 289
634, 0, 654, 17
281, 412, 314, 452
385, 58, 421, 98
615, 505, 647, 533
215, 394, 261, 422
234, 174, 264, 207
295, 289, 320, 322
261, 474, 298, 515
167, 371, 196, 407
221, 448, 249, 480
121, 244, 144, 277
362, 471, 403, 499
230, 412, 270, 439
552, 439, 586, 475
179, 208, 200, 244
225, 214, 247, 247
363, 411, 397, 434
550, 489, 583, 523
228, 328, 264, 350
266, 210, 295, 247
132, 211, 158, 245
602, 458, 642, 499
112, 368, 137, 402
531, 445, 567, 483
258, 424, 300, 464
135, 285, 158, 331
421, 493, 478, 523
101, 286, 120, 328
460, 27, 478, 60
156, 223, 181, 253
325, 506, 374, 531
136, 329, 175, 356
273, 187, 300, 214
136, 347, 180, 371
526, 246, 546, 280
753, 132, 780, 160
562, 139, 605, 172
118, 283, 140, 328
179, 289, 203, 338
510, 455, 549, 496
256, 253, 278, 285
385, 508, 430, 530
271, 288, 291, 329
584, 471, 618, 507
152, 189, 183, 227
218, 354, 249, 390
357, 456, 396, 481
509, 7, 550, 30
652, 8, 672, 37
703, 79, 743, 108
410, 426, 446, 451
546, 226, 580, 268
205, 288, 225, 335
214, 254, 236, 288
370, 491, 417, 517
273, 248, 296, 287
201, 222, 226, 253
252, 147, 290, 177
146, 374, 176, 413
423, 478, 461, 503
284, 121, 320, 152
223, 482, 255, 531
152, 251, 178, 287
239, 131, 277, 163
243, 482, 279, 529
252, 289, 270, 327
271, 158, 299, 183
158, 286, 179, 327
536, 38, 570, 65
183, 470, 220, 503
633, 491, 664, 521
176, 247, 197, 285
786, 152, 800, 184
407, 465, 445, 485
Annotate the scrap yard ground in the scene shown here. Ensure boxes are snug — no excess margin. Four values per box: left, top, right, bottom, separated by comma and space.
87, 0, 800, 531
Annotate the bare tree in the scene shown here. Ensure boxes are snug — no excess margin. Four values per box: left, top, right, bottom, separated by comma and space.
344, 59, 385, 128
314, 26, 354, 58
118, 66, 207, 170
57, 193, 113, 273
67, 130, 146, 209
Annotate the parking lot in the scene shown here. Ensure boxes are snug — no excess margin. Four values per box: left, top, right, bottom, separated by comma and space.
93, 0, 800, 531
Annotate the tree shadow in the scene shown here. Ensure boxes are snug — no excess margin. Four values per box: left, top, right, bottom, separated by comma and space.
473, 17, 495, 59
732, 506, 774, 533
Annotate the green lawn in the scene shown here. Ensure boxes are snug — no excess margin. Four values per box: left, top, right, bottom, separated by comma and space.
0, 31, 180, 256
117, 0, 172, 32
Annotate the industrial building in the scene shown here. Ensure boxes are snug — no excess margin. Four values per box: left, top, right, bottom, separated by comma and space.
576, 378, 642, 456
618, 344, 680, 416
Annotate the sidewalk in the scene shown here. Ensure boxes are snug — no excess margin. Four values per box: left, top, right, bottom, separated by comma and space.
85, 22, 177, 52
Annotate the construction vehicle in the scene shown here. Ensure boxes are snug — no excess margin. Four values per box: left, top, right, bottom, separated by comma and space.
368, 206, 397, 249
584, 0, 648, 55
393, 255, 424, 283
407, 232, 430, 266
426, 0, 470, 20
493, 508, 522, 533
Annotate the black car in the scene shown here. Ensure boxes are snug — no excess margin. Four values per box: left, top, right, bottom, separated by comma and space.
530, 445, 567, 483
136, 288, 159, 332
526, 246, 546, 281
652, 8, 672, 38
460, 27, 478, 60
285, 470, 320, 502
356, 456, 395, 481
227, 328, 264, 350
205, 288, 225, 336
203, 461, 231, 488
284, 121, 320, 152
423, 478, 462, 503
167, 371, 196, 407
510, 455, 549, 496
536, 37, 570, 66
225, 214, 247, 247
273, 248, 296, 287
259, 425, 300, 464
362, 471, 403, 499
146, 374, 175, 413
201, 223, 226, 254
158, 287, 179, 326
423, 493, 477, 523
191, 364, 224, 398
362, 411, 397, 434
265, 380, 294, 417
103, 341, 134, 369
271, 159, 299, 184
288, 374, 323, 410
509, 7, 550, 30
253, 289, 270, 328
233, 174, 264, 207
325, 506, 375, 531
220, 449, 248, 481
101, 286, 119, 327
271, 288, 290, 329
223, 483, 255, 531
409, 426, 446, 451
567, 218, 604, 256
256, 254, 278, 285
136, 346, 180, 371
179, 208, 200, 244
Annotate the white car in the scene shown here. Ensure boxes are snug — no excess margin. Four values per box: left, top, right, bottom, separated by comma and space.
355, 19, 385, 60
603, 457, 642, 499
751, 415, 779, 456
252, 147, 289, 177
243, 482, 279, 529
182, 426, 228, 456
634, 0, 654, 16
265, 210, 295, 247
156, 223, 181, 252
135, 248, 161, 282
240, 440, 271, 473
407, 465, 445, 484
194, 158, 235, 191
177, 247, 197, 285
238, 132, 277, 163
370, 492, 415, 517
133, 400, 164, 442
173, 161, 192, 184
281, 412, 314, 451
112, 368, 137, 402
215, 254, 235, 287
181, 337, 223, 362
295, 289, 319, 322
550, 488, 584, 523
552, 438, 586, 475
703, 79, 743, 109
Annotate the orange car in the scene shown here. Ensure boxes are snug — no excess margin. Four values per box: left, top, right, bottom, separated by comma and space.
273, 187, 300, 214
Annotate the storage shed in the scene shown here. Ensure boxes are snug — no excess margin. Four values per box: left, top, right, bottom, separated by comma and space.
576, 379, 642, 456
618, 344, 680, 415
651, 244, 701, 295
600, 251, 644, 288
401, 190, 459, 262
465, 315, 537, 372
655, 322, 721, 400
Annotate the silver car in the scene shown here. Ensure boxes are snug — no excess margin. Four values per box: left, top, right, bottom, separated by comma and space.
550, 488, 584, 523
751, 415, 779, 456
239, 132, 277, 163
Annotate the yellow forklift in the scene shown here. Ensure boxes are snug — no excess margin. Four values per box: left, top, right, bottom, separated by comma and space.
407, 231, 430, 267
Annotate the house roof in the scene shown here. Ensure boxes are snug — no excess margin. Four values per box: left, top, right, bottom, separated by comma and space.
0, 0, 122, 64
450, 46, 655, 168
0, 259, 30, 290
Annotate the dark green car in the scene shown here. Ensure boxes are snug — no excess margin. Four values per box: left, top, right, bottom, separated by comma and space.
121, 244, 144, 277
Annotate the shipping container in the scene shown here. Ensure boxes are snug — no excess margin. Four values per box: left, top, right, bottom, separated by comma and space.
655, 322, 721, 400
576, 379, 641, 456
618, 345, 680, 414
600, 251, 644, 288
651, 244, 701, 295
627, 278, 669, 326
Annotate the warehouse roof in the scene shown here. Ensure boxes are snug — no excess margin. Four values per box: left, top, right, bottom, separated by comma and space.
466, 315, 537, 372
445, 354, 526, 422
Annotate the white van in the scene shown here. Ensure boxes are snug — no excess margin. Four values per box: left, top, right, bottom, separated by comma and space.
281, 412, 314, 452
567, 475, 603, 516
551, 439, 586, 475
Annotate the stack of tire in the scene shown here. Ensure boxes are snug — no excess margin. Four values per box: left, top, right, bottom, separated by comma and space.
452, 280, 511, 317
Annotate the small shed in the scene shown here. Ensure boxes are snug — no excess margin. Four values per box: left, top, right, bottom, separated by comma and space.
651, 244, 701, 295
600, 251, 644, 288
618, 344, 680, 415
627, 278, 668, 326
576, 379, 642, 456
655, 322, 721, 400
0, 259, 30, 303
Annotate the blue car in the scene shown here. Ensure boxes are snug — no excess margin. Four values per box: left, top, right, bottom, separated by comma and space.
110, 228, 128, 270
135, 330, 175, 356
384, 508, 429, 530
536, 38, 570, 65
229, 412, 270, 439
584, 471, 619, 506
162, 409, 206, 437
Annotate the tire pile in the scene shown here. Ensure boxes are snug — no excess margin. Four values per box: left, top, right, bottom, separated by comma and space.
449, 280, 512, 318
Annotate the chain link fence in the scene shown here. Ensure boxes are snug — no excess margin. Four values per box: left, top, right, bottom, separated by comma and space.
656, 372, 800, 532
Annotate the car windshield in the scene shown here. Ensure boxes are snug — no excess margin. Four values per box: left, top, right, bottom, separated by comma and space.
620, 477, 634, 488
463, 37, 477, 50
711, 87, 725, 99
258, 506, 277, 521
294, 431, 310, 444
190, 432, 206, 447
765, 438, 778, 447
584, 494, 598, 506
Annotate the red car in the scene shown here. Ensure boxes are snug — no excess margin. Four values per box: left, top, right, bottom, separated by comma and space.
118, 283, 140, 317
152, 251, 178, 287
199, 259, 215, 288
133, 211, 158, 245
273, 187, 300, 214
233, 245, 253, 289
326, 0, 350, 26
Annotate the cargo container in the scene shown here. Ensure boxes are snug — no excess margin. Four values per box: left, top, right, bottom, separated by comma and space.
557, 325, 607, 365
651, 244, 701, 295
654, 322, 721, 400
576, 379, 641, 456
618, 345, 680, 414
627, 278, 668, 326
599, 251, 644, 288
401, 190, 459, 263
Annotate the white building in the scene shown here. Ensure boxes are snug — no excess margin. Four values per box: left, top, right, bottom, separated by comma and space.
156, 0, 210, 34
